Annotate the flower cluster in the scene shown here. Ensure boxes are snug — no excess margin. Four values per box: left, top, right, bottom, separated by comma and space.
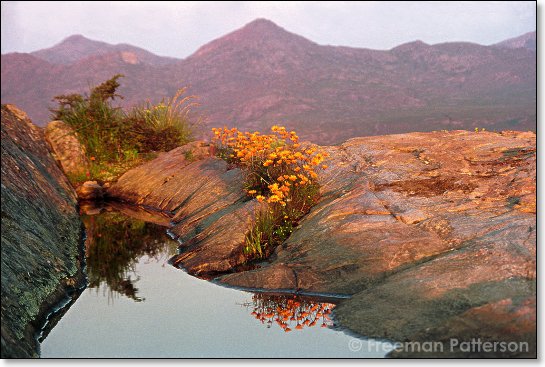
249, 294, 334, 332
211, 125, 328, 207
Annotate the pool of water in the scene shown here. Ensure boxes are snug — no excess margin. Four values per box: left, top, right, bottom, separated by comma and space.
39, 204, 392, 358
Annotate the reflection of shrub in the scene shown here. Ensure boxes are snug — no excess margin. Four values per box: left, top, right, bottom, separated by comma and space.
249, 294, 334, 331
83, 211, 173, 302
212, 126, 328, 259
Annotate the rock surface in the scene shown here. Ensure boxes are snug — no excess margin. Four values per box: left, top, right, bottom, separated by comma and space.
1, 105, 84, 358
107, 130, 536, 357
107, 141, 255, 275
44, 120, 89, 178
75, 181, 104, 201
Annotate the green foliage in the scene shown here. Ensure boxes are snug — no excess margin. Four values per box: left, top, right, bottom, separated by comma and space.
124, 87, 198, 152
244, 209, 275, 258
123, 148, 139, 162
184, 149, 195, 161
50, 76, 199, 184
50, 74, 128, 162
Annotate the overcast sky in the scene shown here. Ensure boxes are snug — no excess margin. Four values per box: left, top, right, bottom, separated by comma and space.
1, 1, 537, 58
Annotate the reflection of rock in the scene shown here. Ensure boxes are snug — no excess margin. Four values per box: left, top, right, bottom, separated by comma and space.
1, 105, 83, 358
45, 120, 89, 177
76, 181, 104, 201
107, 130, 535, 357
79, 201, 105, 216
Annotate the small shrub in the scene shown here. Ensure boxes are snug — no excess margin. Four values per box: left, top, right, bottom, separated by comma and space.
126, 88, 199, 152
212, 125, 328, 259
50, 76, 200, 185
184, 149, 195, 161
123, 149, 139, 162
50, 74, 127, 162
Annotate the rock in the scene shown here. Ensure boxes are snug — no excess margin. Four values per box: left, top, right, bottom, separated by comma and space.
76, 181, 104, 201
1, 105, 84, 358
171, 199, 258, 276
107, 142, 253, 275
107, 130, 535, 356
44, 120, 89, 178
218, 130, 536, 356
221, 263, 297, 290
107, 141, 213, 209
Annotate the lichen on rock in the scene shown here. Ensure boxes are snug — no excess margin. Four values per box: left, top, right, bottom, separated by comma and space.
1, 105, 84, 358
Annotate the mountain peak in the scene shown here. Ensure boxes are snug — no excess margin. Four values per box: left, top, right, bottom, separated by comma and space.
190, 18, 316, 59
495, 31, 536, 51
234, 18, 299, 41
391, 40, 430, 52
241, 18, 283, 31
30, 34, 178, 66
61, 34, 93, 43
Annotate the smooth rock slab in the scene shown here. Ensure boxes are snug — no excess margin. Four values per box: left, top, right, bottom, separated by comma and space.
107, 146, 252, 275
107, 130, 535, 356
218, 130, 536, 356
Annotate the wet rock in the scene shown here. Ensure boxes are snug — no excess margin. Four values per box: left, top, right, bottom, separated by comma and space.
1, 105, 83, 358
76, 180, 104, 201
44, 120, 89, 177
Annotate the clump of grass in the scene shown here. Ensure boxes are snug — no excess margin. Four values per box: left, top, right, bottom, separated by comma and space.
125, 87, 199, 152
212, 125, 328, 259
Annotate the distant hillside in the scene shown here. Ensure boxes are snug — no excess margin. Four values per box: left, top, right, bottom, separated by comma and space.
494, 31, 536, 51
30, 34, 178, 66
1, 19, 536, 144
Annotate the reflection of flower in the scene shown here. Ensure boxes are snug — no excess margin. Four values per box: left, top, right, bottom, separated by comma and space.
248, 294, 335, 332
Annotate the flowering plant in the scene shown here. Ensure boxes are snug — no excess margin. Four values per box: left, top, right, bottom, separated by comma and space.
212, 125, 328, 258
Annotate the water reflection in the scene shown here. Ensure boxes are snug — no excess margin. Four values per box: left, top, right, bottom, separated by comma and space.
243, 293, 335, 332
43, 204, 393, 357
80, 203, 177, 303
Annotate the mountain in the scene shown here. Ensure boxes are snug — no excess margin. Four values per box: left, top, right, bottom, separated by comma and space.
1, 19, 536, 144
30, 34, 178, 66
494, 31, 536, 51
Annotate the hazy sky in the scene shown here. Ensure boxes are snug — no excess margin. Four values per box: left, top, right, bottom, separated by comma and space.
1, 1, 537, 58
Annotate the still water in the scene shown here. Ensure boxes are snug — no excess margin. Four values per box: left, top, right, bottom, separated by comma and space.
40, 204, 392, 358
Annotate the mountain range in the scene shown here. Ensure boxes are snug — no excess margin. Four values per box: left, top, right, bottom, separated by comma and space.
1, 19, 536, 144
